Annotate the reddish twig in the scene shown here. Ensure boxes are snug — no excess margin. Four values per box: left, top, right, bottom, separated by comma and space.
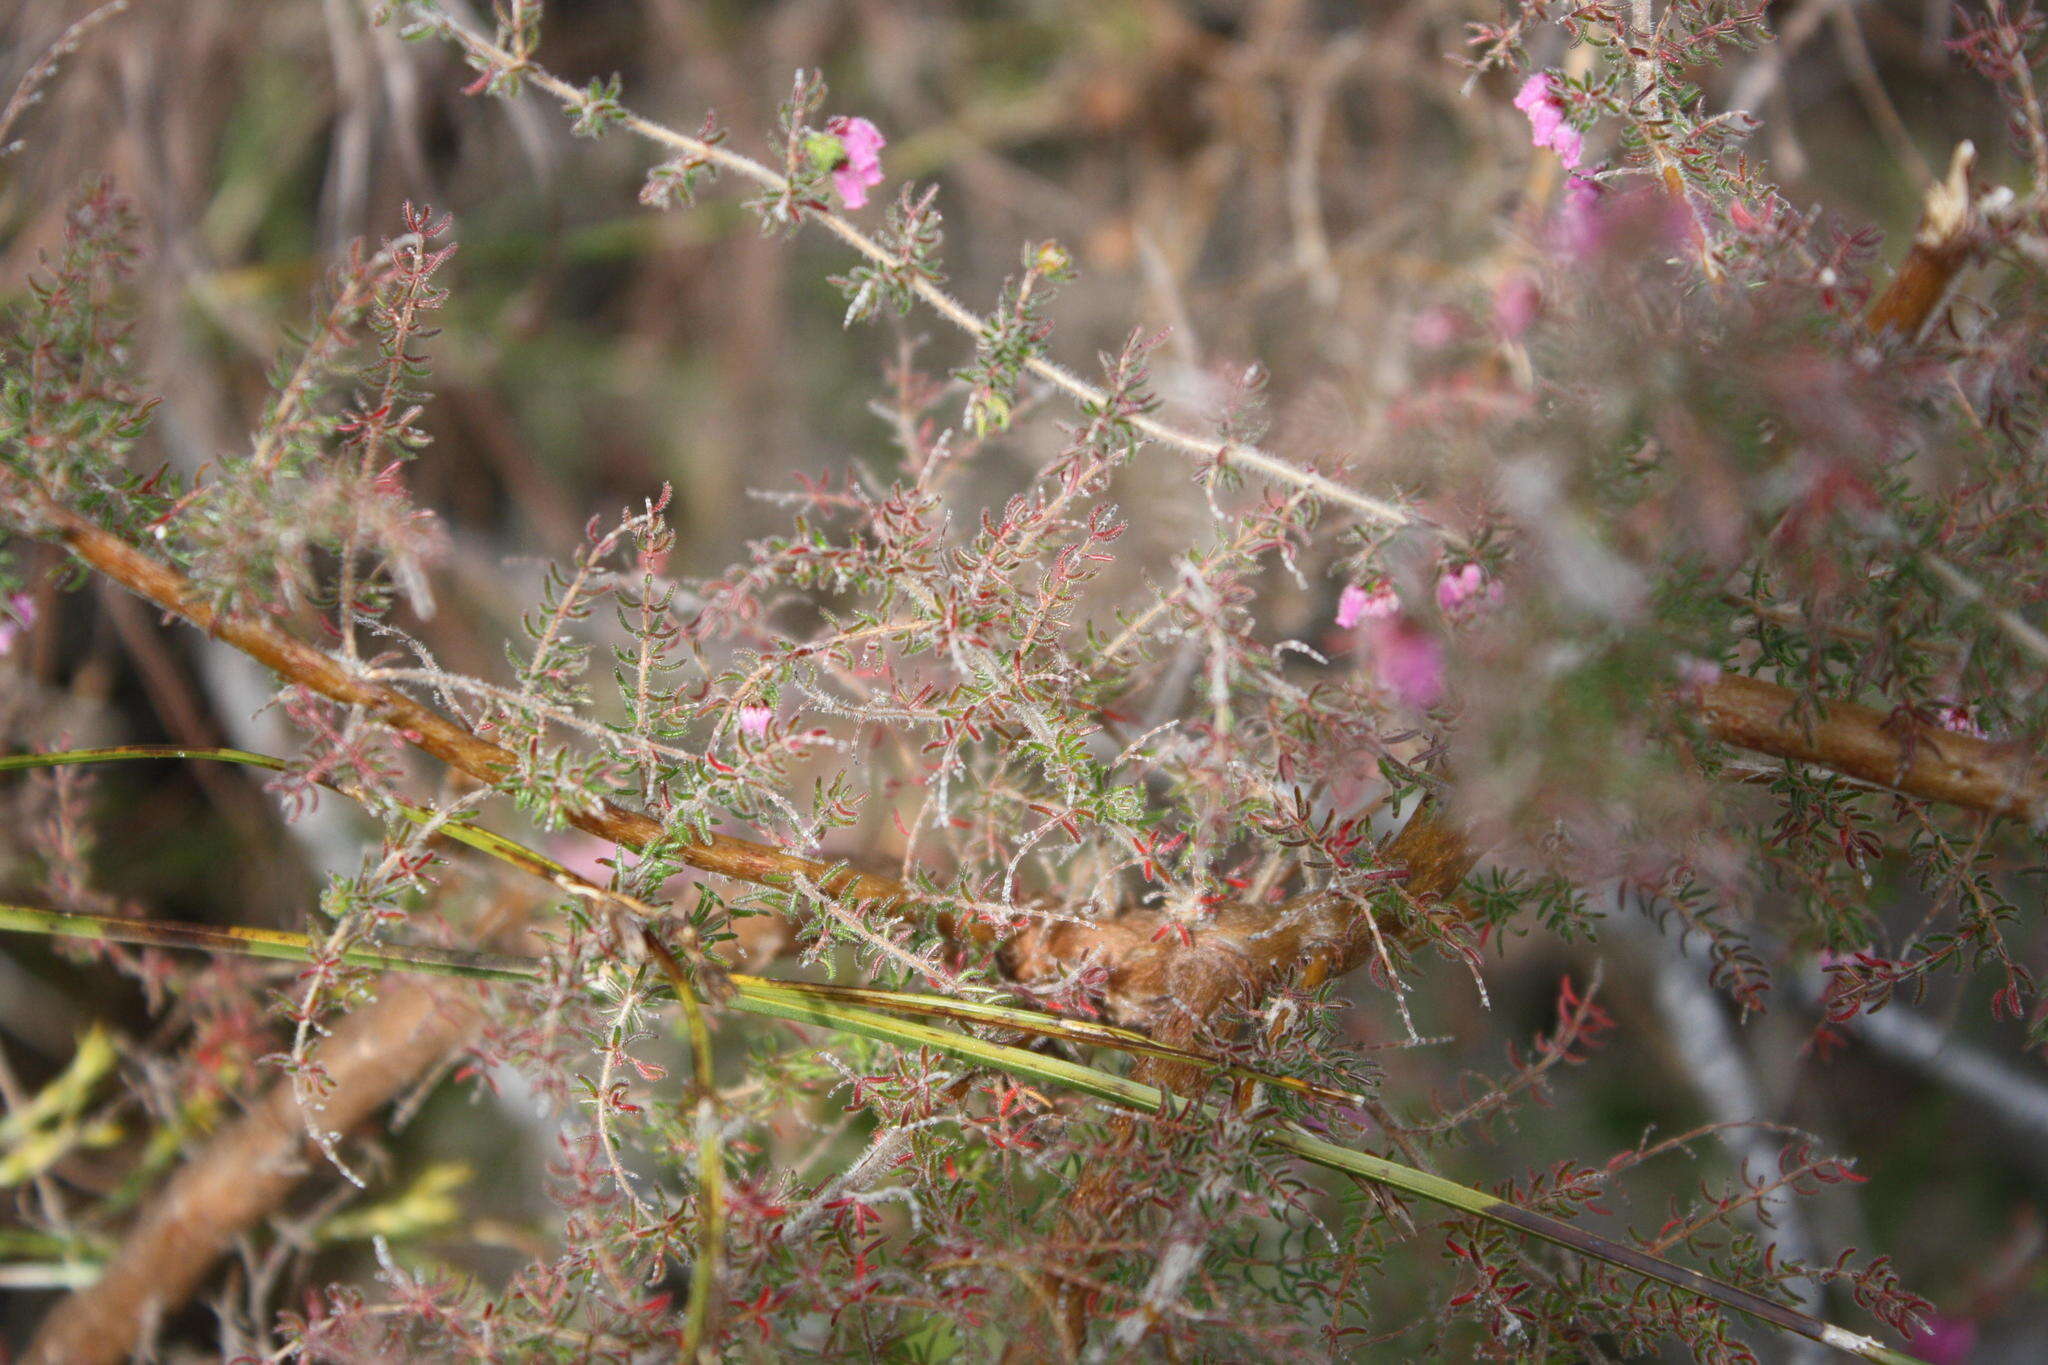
22, 487, 912, 912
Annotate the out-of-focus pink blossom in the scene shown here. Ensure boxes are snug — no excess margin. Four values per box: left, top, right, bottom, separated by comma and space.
1512, 75, 1583, 169
1336, 583, 1399, 629
0, 592, 36, 657
550, 833, 618, 885
1674, 654, 1722, 691
1492, 273, 1541, 338
1934, 701, 1987, 739
1410, 306, 1463, 351
1558, 172, 1608, 256
1365, 617, 1444, 708
739, 705, 774, 737
1909, 1312, 1979, 1365
826, 115, 886, 209
1553, 174, 1691, 263
1435, 563, 1501, 614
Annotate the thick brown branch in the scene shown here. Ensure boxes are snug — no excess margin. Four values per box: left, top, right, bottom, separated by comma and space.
40, 486, 2039, 1011
1698, 673, 2047, 821
1002, 804, 1481, 1031
25, 976, 487, 1365
1009, 671, 2048, 1027
29, 486, 1477, 1024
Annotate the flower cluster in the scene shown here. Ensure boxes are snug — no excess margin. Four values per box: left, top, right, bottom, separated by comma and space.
1513, 74, 1583, 168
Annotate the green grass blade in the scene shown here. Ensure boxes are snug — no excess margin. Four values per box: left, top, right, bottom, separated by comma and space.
0, 901, 1922, 1363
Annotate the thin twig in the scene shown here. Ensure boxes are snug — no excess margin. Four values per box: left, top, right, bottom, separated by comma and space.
0, 1, 130, 155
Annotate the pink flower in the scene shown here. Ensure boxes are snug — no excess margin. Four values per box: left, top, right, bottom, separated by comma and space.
1556, 172, 1609, 257
1409, 306, 1463, 351
0, 591, 36, 657
1365, 617, 1444, 709
1512, 75, 1583, 169
1492, 272, 1541, 338
549, 833, 619, 885
1553, 174, 1688, 263
826, 115, 886, 210
1434, 563, 1501, 614
1674, 654, 1722, 691
738, 705, 774, 738
1909, 1312, 1979, 1365
1336, 583, 1399, 629
1934, 701, 1987, 739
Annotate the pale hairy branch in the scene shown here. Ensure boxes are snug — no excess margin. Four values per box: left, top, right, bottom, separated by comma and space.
419, 7, 1433, 537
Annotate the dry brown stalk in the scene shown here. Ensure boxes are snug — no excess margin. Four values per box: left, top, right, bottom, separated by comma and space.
1863, 141, 1984, 338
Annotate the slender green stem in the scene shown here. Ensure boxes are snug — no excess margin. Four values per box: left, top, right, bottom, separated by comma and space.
0, 745, 289, 775
733, 981, 1919, 1363
0, 901, 537, 981
640, 927, 724, 1361
743, 975, 1365, 1108
0, 900, 1922, 1363
0, 750, 1921, 1360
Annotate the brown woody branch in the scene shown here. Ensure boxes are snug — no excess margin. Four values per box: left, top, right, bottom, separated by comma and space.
1014, 138, 2018, 1020
21, 486, 1482, 1026
28, 481, 2045, 1021
1001, 803, 1480, 1029
1698, 673, 2046, 821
